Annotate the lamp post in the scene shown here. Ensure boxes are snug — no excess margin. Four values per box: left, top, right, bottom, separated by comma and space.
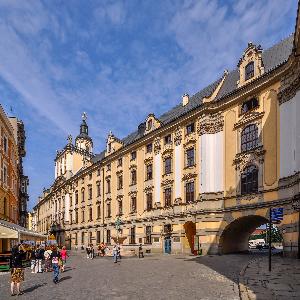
292, 193, 300, 259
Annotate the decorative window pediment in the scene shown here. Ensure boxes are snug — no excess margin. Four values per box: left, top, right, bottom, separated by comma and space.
237, 42, 264, 87
105, 131, 123, 156
144, 114, 161, 135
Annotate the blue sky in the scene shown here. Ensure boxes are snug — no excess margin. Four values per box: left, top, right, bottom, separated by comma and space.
0, 0, 298, 210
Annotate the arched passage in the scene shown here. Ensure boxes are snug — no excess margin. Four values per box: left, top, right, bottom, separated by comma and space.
184, 221, 196, 253
219, 215, 268, 254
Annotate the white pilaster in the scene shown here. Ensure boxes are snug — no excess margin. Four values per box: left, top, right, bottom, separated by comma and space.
174, 143, 182, 198
154, 153, 161, 202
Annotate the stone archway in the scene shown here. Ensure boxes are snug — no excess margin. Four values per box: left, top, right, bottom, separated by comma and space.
219, 215, 268, 254
184, 221, 196, 253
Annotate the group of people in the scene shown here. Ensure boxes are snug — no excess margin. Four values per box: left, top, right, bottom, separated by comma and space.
9, 243, 69, 296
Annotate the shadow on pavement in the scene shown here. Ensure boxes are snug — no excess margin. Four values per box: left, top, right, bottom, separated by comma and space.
59, 276, 72, 283
23, 282, 47, 293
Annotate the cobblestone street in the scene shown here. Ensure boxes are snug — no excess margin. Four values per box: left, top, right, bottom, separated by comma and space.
0, 253, 252, 300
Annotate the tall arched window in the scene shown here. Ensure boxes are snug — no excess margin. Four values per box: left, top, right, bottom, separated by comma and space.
241, 124, 258, 152
245, 61, 254, 80
241, 165, 258, 195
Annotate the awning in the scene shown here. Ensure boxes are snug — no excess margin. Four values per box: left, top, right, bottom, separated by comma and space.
0, 219, 46, 241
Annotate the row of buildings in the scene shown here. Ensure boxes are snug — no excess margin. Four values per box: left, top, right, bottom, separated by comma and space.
33, 4, 300, 256
0, 105, 29, 253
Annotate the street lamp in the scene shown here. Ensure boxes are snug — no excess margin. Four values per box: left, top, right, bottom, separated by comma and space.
292, 193, 300, 259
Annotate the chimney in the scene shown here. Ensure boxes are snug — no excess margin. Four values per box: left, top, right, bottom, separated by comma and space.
182, 93, 189, 106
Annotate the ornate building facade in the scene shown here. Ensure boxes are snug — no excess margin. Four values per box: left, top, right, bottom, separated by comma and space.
0, 106, 29, 252
34, 6, 300, 256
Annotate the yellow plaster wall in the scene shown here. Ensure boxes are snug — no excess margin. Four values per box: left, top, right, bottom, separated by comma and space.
263, 89, 278, 187
224, 110, 237, 198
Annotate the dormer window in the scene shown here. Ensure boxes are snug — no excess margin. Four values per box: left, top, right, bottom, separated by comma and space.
164, 134, 172, 145
147, 119, 153, 130
241, 97, 259, 114
245, 61, 254, 81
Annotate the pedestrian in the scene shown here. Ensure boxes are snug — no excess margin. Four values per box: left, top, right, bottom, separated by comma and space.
112, 244, 118, 263
10, 244, 26, 296
117, 243, 121, 260
138, 244, 144, 258
60, 246, 68, 272
86, 245, 90, 259
90, 244, 94, 259
100, 243, 105, 257
35, 245, 45, 273
44, 246, 52, 272
29, 246, 36, 274
50, 246, 61, 284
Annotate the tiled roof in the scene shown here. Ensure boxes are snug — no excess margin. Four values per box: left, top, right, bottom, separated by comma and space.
93, 35, 294, 163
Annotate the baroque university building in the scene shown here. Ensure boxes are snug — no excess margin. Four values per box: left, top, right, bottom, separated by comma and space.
34, 8, 300, 256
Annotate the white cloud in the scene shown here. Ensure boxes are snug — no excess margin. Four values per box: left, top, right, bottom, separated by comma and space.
94, 1, 127, 25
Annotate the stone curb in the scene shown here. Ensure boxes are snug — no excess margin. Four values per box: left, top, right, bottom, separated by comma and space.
238, 256, 261, 300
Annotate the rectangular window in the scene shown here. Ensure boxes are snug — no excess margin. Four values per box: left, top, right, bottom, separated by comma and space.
131, 197, 137, 213
88, 186, 92, 200
81, 189, 85, 202
164, 188, 172, 207
89, 173, 92, 180
186, 181, 195, 203
146, 164, 153, 180
145, 226, 152, 244
131, 151, 137, 160
75, 233, 78, 245
186, 148, 195, 167
117, 158, 122, 167
107, 202, 111, 217
96, 182, 101, 197
107, 163, 111, 171
97, 168, 101, 176
130, 227, 136, 244
89, 207, 93, 221
107, 179, 111, 193
146, 143, 153, 153
89, 232, 92, 244
75, 210, 78, 223
3, 136, 7, 154
131, 170, 137, 185
106, 230, 111, 244
97, 231, 101, 244
81, 210, 85, 222
75, 192, 78, 204
81, 232, 85, 244
165, 157, 172, 174
118, 175, 123, 189
97, 205, 101, 219
3, 165, 7, 185
186, 123, 195, 135
146, 193, 152, 211
69, 212, 72, 224
164, 134, 172, 145
118, 200, 123, 215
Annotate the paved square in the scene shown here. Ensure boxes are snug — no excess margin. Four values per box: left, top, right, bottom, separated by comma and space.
0, 252, 252, 300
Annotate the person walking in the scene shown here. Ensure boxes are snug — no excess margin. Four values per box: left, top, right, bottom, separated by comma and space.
50, 246, 61, 284
138, 244, 144, 258
112, 244, 118, 263
29, 246, 36, 274
10, 244, 26, 296
35, 245, 44, 273
60, 246, 68, 272
86, 245, 90, 259
44, 246, 52, 272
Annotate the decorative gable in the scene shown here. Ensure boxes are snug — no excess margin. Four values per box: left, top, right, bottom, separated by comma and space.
237, 42, 264, 88
144, 113, 161, 135
105, 131, 123, 157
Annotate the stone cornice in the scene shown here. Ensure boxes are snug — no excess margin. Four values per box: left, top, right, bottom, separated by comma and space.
278, 59, 300, 105
233, 111, 265, 130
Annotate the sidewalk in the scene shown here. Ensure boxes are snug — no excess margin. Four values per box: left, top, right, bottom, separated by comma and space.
239, 255, 300, 299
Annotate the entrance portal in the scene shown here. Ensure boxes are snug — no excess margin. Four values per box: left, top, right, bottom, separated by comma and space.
184, 221, 196, 253
219, 215, 268, 254
164, 237, 171, 254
